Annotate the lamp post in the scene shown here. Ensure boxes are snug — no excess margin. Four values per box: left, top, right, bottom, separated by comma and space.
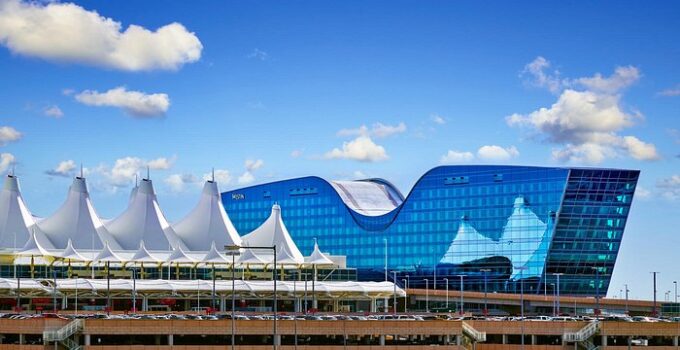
514, 266, 527, 350
227, 244, 277, 350
550, 283, 556, 316
457, 275, 464, 315
552, 273, 563, 316
624, 284, 629, 315
651, 271, 660, 317
52, 268, 57, 313
229, 248, 238, 350
444, 278, 449, 311
132, 267, 136, 313
106, 261, 111, 316
674, 281, 678, 304
480, 269, 491, 316
74, 274, 78, 315
424, 278, 429, 313
392, 271, 397, 316
592, 267, 601, 316
402, 278, 408, 313
383, 238, 387, 282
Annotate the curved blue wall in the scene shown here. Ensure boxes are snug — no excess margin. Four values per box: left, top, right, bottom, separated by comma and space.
222, 165, 639, 296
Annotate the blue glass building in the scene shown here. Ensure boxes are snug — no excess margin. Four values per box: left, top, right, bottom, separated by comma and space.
222, 166, 639, 296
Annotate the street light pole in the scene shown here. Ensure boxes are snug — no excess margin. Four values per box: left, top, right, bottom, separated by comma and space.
674, 281, 678, 304
424, 278, 429, 313
231, 249, 236, 350
402, 278, 408, 313
553, 273, 563, 316
458, 275, 464, 315
624, 284, 629, 315
444, 278, 449, 311
651, 271, 660, 317
480, 269, 491, 316
392, 271, 397, 316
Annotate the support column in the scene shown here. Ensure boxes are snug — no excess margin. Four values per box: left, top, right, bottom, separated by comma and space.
168, 334, 173, 346
456, 334, 462, 346
601, 335, 607, 347
155, 335, 161, 345
370, 298, 377, 313
84, 334, 91, 346
379, 335, 385, 346
531, 335, 537, 345
502, 334, 508, 344
674, 336, 678, 347
220, 296, 227, 312
333, 299, 339, 312
274, 334, 281, 346
18, 334, 24, 345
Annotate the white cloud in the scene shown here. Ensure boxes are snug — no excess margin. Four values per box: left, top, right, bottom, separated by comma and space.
658, 85, 680, 97
522, 56, 564, 94
324, 136, 389, 162
431, 114, 446, 125
337, 122, 407, 138
75, 87, 169, 117
353, 170, 368, 179
635, 185, 651, 199
203, 169, 231, 185
0, 0, 202, 71
440, 150, 474, 164
103, 156, 174, 187
45, 159, 76, 177
477, 145, 520, 161
290, 149, 303, 158
0, 153, 15, 173
0, 126, 22, 146
238, 159, 264, 185
508, 58, 658, 164
657, 175, 680, 200
246, 48, 268, 61
165, 173, 198, 192
44, 105, 63, 118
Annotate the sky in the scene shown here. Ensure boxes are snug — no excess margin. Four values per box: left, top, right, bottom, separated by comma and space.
0, 0, 678, 300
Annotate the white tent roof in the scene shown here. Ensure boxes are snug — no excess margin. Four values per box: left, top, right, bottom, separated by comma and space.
36, 176, 121, 250
236, 243, 269, 265
166, 244, 196, 264
60, 239, 90, 261
201, 241, 230, 264
94, 241, 124, 263
0, 175, 54, 250
305, 239, 334, 266
240, 204, 304, 265
16, 230, 54, 257
173, 180, 241, 251
105, 178, 184, 251
0, 278, 49, 292
130, 241, 161, 264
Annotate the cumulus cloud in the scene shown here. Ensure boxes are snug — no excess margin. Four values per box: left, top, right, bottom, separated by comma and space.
440, 150, 474, 164
0, 0, 202, 71
44, 105, 63, 118
165, 173, 198, 192
477, 145, 520, 161
324, 136, 389, 162
522, 56, 564, 94
75, 87, 170, 117
0, 126, 22, 146
290, 149, 303, 158
658, 85, 680, 97
508, 58, 658, 164
0, 153, 15, 173
431, 114, 446, 125
440, 145, 519, 164
337, 122, 407, 138
45, 160, 76, 177
203, 169, 231, 185
103, 156, 174, 187
657, 175, 680, 200
238, 159, 264, 185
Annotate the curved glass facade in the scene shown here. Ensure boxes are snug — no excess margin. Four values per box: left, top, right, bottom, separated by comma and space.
222, 165, 639, 296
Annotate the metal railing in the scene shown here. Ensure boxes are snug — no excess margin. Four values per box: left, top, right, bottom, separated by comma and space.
43, 318, 84, 342
563, 320, 599, 342
461, 321, 486, 342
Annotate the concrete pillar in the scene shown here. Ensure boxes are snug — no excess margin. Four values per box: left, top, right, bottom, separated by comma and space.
220, 296, 227, 312
531, 335, 537, 345
84, 334, 91, 346
333, 299, 339, 312
601, 335, 607, 347
379, 335, 385, 346
674, 336, 678, 347
18, 334, 24, 345
456, 334, 462, 346
502, 334, 508, 344
445, 334, 451, 344
274, 334, 281, 346
168, 334, 173, 346
155, 335, 161, 345
370, 298, 377, 313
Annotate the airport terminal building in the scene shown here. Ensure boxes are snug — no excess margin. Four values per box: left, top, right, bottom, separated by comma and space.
223, 165, 640, 297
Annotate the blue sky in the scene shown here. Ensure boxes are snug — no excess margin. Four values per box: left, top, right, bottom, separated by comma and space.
0, 0, 678, 299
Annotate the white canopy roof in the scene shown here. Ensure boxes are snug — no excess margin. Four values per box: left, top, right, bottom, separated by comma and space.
105, 178, 184, 251
236, 244, 269, 265
60, 239, 90, 261
16, 230, 54, 257
94, 241, 124, 263
173, 180, 241, 251
0, 278, 49, 292
166, 244, 196, 264
36, 176, 121, 250
305, 239, 334, 266
201, 241, 230, 264
130, 241, 161, 264
240, 204, 304, 265
0, 175, 54, 250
